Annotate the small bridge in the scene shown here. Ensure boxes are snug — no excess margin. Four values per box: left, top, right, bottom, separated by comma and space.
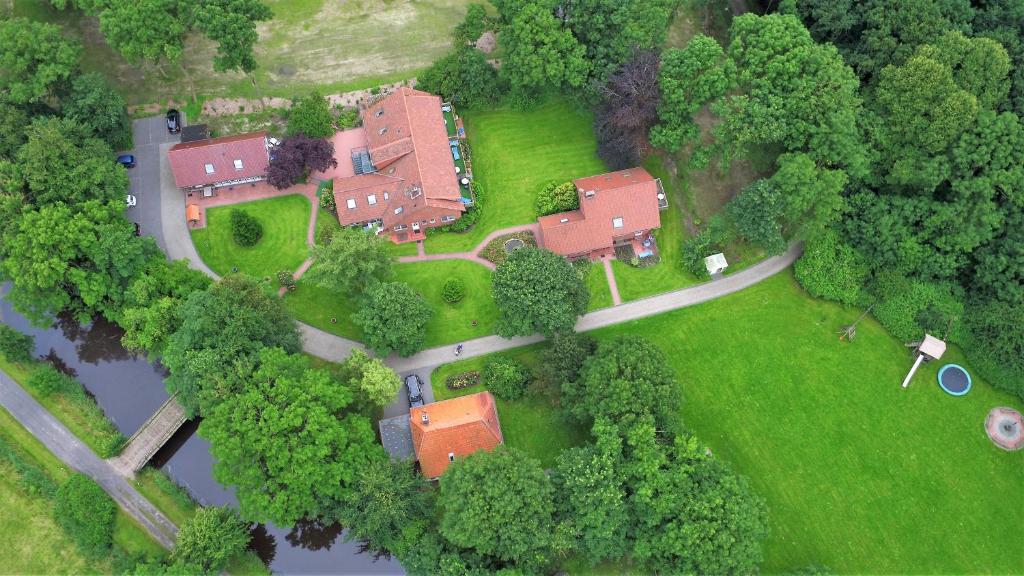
109, 394, 188, 477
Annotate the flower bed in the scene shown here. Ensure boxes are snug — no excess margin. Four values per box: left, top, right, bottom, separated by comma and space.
479, 231, 537, 265
446, 371, 481, 390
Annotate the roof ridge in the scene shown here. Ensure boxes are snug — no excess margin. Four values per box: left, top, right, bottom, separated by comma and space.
401, 90, 425, 193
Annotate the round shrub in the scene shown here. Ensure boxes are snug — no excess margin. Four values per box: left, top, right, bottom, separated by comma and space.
441, 277, 465, 304
319, 189, 336, 212
54, 473, 116, 557
230, 209, 263, 247
28, 364, 75, 397
483, 358, 530, 400
277, 270, 296, 291
0, 324, 34, 363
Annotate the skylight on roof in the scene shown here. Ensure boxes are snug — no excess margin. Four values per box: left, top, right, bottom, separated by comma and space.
612, 217, 624, 228
233, 159, 243, 170
204, 163, 215, 174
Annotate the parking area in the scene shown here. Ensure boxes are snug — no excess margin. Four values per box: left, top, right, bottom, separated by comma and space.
381, 369, 437, 419
122, 116, 180, 252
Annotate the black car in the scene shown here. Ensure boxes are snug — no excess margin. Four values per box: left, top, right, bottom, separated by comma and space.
166, 109, 181, 134
405, 374, 425, 408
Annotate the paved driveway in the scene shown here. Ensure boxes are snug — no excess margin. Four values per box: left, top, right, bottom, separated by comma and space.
123, 116, 179, 252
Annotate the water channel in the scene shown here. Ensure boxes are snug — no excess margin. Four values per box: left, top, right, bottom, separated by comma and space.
0, 290, 402, 575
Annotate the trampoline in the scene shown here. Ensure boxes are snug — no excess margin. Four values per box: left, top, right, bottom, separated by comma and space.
937, 364, 972, 396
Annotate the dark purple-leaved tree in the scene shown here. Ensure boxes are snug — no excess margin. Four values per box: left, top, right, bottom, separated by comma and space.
593, 49, 661, 170
267, 135, 338, 189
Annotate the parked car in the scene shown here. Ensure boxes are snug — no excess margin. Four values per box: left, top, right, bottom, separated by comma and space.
405, 374, 424, 407
116, 154, 136, 168
166, 109, 181, 133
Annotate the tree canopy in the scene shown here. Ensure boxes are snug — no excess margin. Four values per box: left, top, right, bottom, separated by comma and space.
306, 228, 392, 295
287, 91, 334, 138
352, 281, 433, 357
492, 247, 588, 337
61, 72, 132, 150
0, 18, 80, 104
172, 507, 251, 574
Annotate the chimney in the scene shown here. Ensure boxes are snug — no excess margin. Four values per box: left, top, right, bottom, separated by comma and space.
420, 411, 429, 426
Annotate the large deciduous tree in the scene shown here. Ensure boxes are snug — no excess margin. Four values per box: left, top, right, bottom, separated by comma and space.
119, 257, 212, 355
725, 180, 786, 255
438, 446, 556, 570
162, 275, 300, 415
565, 0, 678, 83
416, 47, 504, 109
340, 349, 402, 409
592, 49, 661, 170
352, 282, 433, 357
492, 247, 588, 337
200, 347, 384, 525
650, 35, 732, 153
0, 18, 80, 104
306, 227, 392, 295
793, 228, 868, 306
335, 459, 433, 555
563, 336, 680, 429
61, 72, 133, 151
287, 91, 334, 138
267, 134, 337, 189
499, 0, 589, 100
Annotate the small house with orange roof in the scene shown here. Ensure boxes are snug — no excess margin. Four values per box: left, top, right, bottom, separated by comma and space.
378, 391, 504, 479
537, 167, 667, 260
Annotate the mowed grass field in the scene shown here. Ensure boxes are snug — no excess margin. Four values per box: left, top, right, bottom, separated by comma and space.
433, 272, 1024, 574
10, 0, 476, 104
425, 99, 607, 253
286, 259, 499, 348
191, 195, 311, 280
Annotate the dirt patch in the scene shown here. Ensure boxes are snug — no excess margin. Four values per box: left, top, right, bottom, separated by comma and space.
475, 31, 497, 54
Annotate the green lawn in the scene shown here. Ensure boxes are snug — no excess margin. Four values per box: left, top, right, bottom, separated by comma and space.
425, 99, 607, 253
610, 155, 701, 300
582, 261, 613, 311
287, 259, 498, 347
11, 0, 477, 105
433, 272, 1024, 574
431, 346, 589, 467
191, 195, 311, 280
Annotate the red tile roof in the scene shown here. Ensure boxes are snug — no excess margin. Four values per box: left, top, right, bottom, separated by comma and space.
539, 167, 662, 256
333, 87, 465, 228
168, 131, 269, 189
409, 392, 503, 479
311, 127, 368, 180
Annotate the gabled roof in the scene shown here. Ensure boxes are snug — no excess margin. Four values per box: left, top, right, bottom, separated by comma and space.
379, 414, 415, 461
410, 392, 503, 479
334, 87, 465, 226
539, 167, 661, 256
168, 131, 269, 188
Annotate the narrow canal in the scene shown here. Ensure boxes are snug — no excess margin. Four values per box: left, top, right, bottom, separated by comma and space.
0, 291, 402, 575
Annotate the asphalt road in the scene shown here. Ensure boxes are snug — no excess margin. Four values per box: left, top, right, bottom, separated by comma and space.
0, 369, 178, 549
123, 116, 180, 253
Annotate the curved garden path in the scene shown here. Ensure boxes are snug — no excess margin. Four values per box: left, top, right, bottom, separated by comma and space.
158, 144, 801, 370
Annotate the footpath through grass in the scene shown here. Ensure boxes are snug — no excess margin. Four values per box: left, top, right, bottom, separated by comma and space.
192, 195, 311, 280
433, 272, 1024, 574
425, 99, 606, 253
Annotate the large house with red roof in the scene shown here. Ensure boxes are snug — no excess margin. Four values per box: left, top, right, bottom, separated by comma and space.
538, 167, 667, 260
329, 87, 471, 243
168, 131, 271, 193
378, 391, 504, 479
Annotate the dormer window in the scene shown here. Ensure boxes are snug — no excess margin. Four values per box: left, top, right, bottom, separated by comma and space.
204, 163, 215, 174
367, 194, 377, 205
612, 217, 624, 228
375, 108, 384, 117
346, 198, 356, 209
394, 206, 403, 215
559, 217, 569, 223
233, 159, 243, 171
378, 127, 387, 135
584, 190, 595, 198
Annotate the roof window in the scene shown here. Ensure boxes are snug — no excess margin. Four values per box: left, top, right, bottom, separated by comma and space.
584, 190, 595, 198
394, 206, 403, 215
448, 453, 455, 462
378, 127, 388, 135
559, 217, 569, 223
233, 159, 243, 171
612, 217, 624, 229
384, 192, 390, 200
367, 194, 377, 205
375, 108, 384, 117
346, 198, 356, 209
204, 163, 215, 174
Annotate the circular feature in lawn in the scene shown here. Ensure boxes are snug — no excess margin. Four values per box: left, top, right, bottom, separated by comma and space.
503, 238, 525, 253
937, 364, 972, 396
985, 407, 1023, 451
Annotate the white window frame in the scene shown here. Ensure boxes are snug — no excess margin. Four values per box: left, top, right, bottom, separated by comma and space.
378, 127, 387, 135
204, 163, 215, 175
559, 217, 569, 223
233, 159, 243, 171
375, 108, 384, 117
612, 217, 624, 229
346, 198, 356, 210
394, 206, 403, 215
448, 452, 455, 462
441, 215, 456, 223
383, 192, 390, 200
394, 224, 406, 231
367, 194, 377, 205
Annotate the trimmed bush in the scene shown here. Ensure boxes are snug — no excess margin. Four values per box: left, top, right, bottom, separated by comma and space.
446, 370, 481, 390
441, 277, 466, 304
27, 364, 75, 396
483, 358, 530, 400
54, 473, 116, 557
0, 324, 34, 363
277, 270, 296, 291
230, 209, 263, 247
